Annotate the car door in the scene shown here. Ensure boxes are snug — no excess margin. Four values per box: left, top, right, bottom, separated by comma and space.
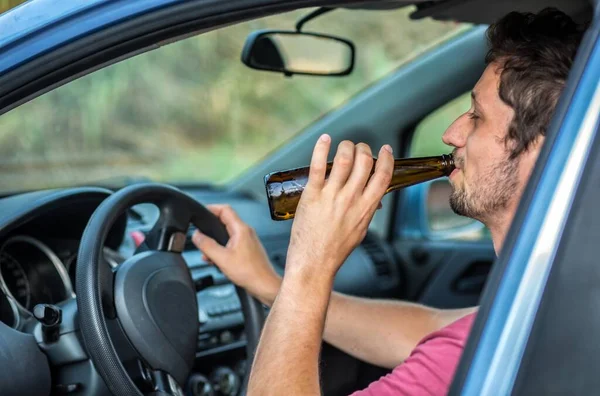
392, 93, 496, 309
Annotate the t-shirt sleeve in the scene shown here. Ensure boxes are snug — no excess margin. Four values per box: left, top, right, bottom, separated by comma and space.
349, 313, 475, 396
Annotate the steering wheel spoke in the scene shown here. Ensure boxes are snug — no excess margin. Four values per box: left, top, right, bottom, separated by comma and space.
123, 359, 185, 396
138, 200, 192, 254
122, 358, 155, 394
146, 369, 186, 396
99, 259, 117, 319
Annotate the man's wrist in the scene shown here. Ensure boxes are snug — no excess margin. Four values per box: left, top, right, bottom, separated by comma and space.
252, 275, 282, 306
283, 261, 336, 290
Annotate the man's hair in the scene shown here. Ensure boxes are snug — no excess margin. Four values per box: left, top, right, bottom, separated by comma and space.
485, 7, 585, 159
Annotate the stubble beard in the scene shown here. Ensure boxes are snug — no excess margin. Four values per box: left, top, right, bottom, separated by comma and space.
449, 156, 519, 223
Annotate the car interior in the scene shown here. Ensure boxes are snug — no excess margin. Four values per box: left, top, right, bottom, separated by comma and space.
0, 0, 595, 395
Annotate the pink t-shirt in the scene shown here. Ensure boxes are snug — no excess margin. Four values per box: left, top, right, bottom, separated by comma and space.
350, 312, 476, 396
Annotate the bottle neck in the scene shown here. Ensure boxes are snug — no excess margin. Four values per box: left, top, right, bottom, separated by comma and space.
389, 153, 455, 175
441, 154, 455, 175
441, 153, 454, 168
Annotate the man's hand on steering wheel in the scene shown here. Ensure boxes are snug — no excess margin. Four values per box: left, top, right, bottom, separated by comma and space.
191, 205, 282, 307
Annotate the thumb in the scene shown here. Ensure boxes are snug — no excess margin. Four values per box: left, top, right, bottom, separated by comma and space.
192, 230, 228, 264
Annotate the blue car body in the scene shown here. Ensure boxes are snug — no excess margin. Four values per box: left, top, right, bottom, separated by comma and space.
0, 1, 599, 395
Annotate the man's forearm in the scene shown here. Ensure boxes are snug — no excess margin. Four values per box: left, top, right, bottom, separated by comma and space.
324, 293, 476, 368
260, 281, 475, 369
248, 269, 333, 396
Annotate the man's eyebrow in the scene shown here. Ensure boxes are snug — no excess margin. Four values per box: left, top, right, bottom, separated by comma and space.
471, 91, 484, 112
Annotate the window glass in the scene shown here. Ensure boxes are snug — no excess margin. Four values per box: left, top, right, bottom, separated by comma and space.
0, 7, 470, 192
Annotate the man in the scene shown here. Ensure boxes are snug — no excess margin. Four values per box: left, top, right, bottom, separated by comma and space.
192, 8, 585, 395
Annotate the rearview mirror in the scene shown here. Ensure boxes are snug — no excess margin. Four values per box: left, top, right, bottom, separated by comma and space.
241, 30, 355, 77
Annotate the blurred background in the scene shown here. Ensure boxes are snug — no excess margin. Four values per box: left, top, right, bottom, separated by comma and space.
0, 1, 470, 192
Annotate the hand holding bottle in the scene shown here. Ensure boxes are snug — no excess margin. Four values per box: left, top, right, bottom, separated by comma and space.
284, 136, 395, 279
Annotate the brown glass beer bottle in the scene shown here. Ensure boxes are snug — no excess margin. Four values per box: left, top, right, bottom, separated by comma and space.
264, 154, 454, 221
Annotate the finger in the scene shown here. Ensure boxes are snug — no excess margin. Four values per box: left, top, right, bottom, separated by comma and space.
204, 204, 245, 236
206, 204, 238, 220
344, 143, 373, 193
192, 230, 228, 264
326, 140, 355, 191
306, 134, 331, 190
363, 145, 394, 205
205, 203, 228, 214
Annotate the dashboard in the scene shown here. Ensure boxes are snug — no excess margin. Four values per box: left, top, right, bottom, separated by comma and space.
0, 235, 73, 325
0, 186, 401, 395
0, 233, 121, 329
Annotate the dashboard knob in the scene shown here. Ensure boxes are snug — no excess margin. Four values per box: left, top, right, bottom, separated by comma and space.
219, 330, 233, 344
187, 373, 214, 396
210, 367, 240, 396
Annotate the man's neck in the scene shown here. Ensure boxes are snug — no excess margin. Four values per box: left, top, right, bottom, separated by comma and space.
487, 140, 544, 255
486, 206, 517, 256
489, 225, 506, 256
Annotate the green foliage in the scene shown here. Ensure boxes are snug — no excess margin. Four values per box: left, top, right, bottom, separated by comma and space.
0, 0, 26, 14
0, 6, 470, 191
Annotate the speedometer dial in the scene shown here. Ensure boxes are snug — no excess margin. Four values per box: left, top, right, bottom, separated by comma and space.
0, 251, 31, 310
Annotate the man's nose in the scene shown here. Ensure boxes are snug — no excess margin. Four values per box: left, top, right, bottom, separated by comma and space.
442, 115, 468, 148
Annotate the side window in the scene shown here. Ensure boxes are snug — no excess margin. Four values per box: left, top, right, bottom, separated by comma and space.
410, 92, 490, 240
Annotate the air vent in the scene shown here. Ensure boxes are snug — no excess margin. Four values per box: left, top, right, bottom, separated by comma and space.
361, 233, 392, 277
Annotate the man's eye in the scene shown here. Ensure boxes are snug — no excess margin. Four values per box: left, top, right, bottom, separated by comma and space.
467, 112, 479, 120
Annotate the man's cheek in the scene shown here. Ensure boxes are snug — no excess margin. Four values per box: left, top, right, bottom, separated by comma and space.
457, 169, 469, 191
457, 167, 466, 183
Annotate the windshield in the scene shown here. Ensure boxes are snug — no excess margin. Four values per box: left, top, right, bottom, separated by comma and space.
0, 7, 469, 192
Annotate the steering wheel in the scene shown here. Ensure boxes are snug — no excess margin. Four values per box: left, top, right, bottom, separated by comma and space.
76, 183, 266, 395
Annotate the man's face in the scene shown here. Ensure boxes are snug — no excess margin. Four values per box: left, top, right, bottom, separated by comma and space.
442, 62, 536, 223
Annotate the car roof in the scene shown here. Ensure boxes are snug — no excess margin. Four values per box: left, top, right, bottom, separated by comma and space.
0, 0, 591, 51
0, 0, 182, 49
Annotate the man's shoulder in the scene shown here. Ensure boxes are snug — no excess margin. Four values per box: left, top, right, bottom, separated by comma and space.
350, 313, 477, 396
